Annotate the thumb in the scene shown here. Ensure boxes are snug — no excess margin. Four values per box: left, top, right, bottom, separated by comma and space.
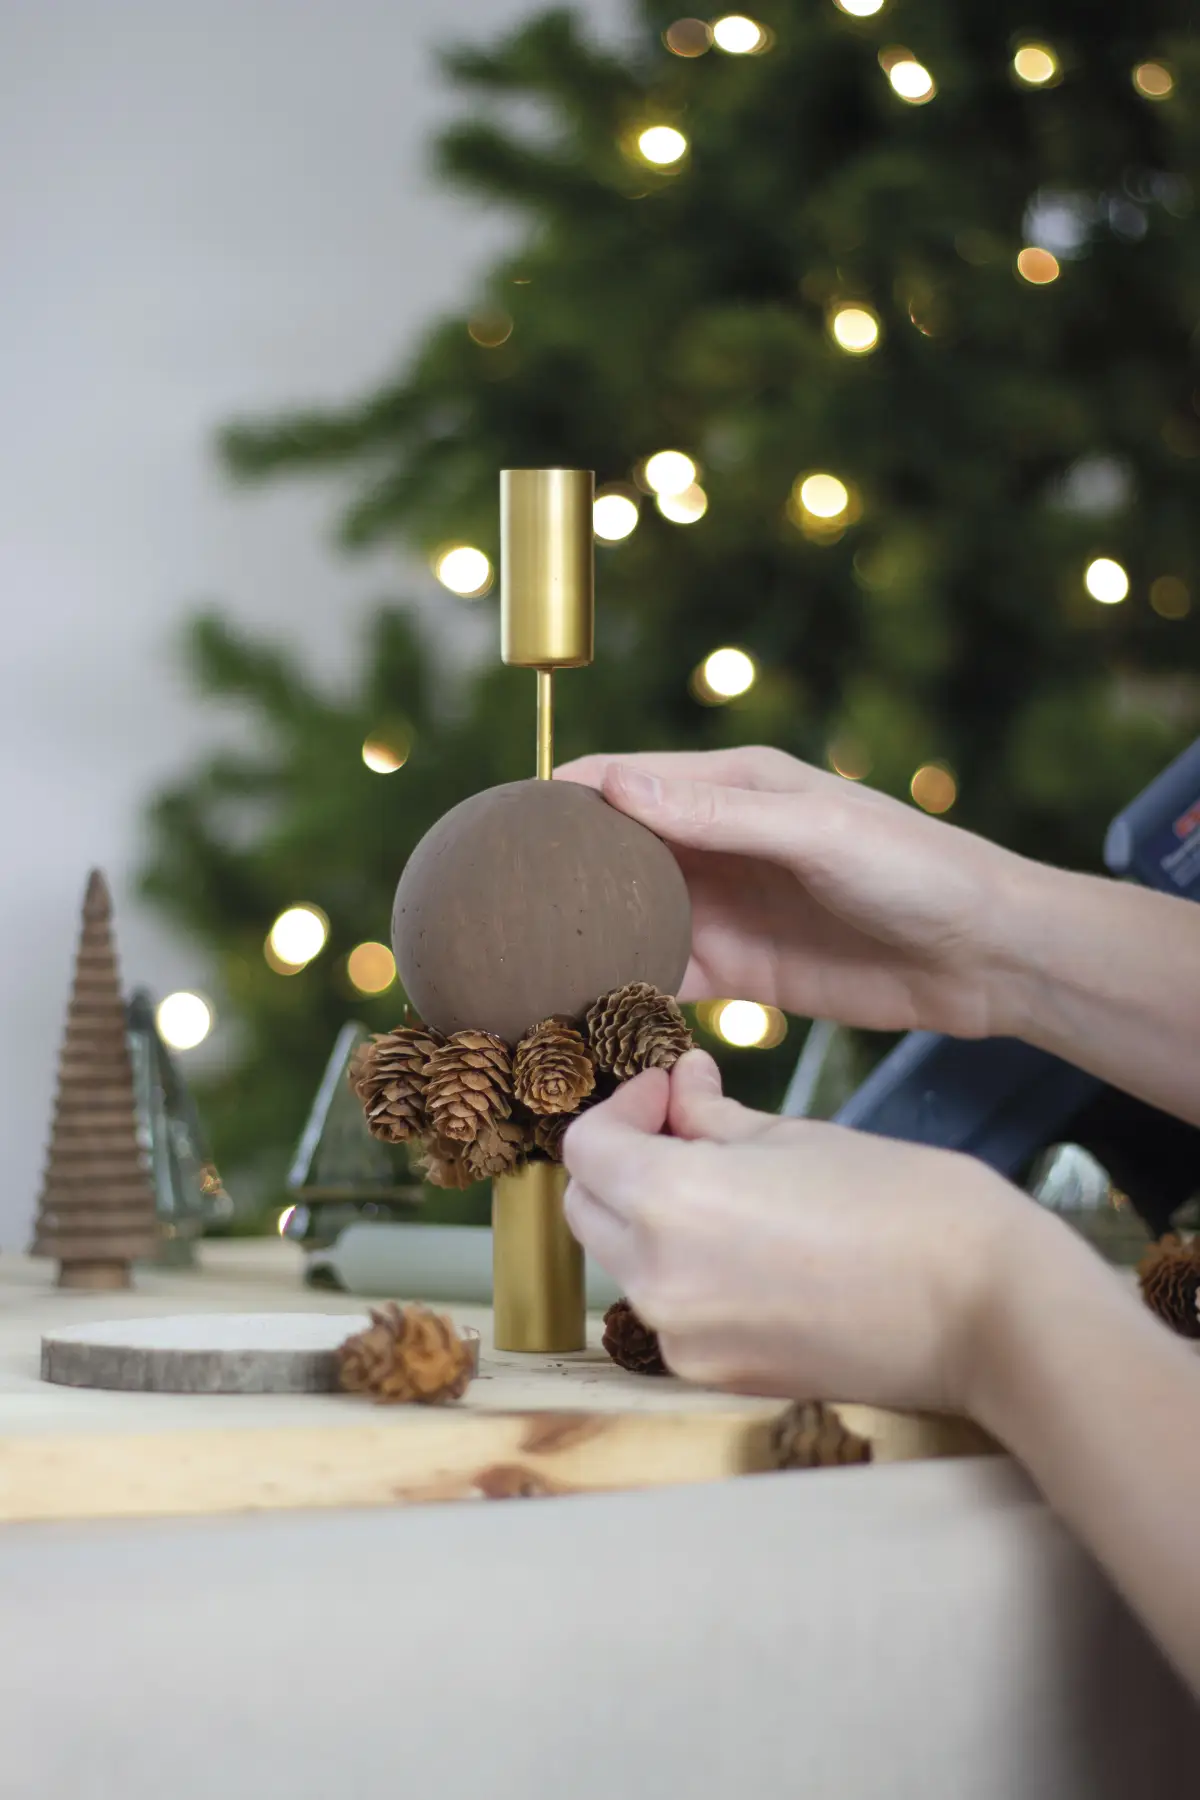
602, 765, 797, 863
668, 1049, 770, 1144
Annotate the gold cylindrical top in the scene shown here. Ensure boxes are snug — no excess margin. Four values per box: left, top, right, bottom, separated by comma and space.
501, 468, 595, 668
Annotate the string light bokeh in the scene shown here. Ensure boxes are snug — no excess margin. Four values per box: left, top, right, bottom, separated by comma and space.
362, 733, 410, 774
712, 15, 769, 55
434, 546, 493, 597
1016, 246, 1061, 284
1085, 557, 1129, 604
1012, 44, 1059, 86
266, 905, 329, 974
593, 490, 640, 541
637, 125, 688, 166
643, 450, 698, 496
347, 942, 396, 995
156, 991, 213, 1051
830, 304, 881, 354
910, 764, 958, 814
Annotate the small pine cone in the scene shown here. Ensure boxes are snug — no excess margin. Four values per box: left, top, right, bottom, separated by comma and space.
425, 1030, 513, 1143
602, 1297, 669, 1375
1137, 1237, 1200, 1339
349, 1024, 445, 1144
416, 1134, 475, 1191
513, 1017, 596, 1116
769, 1401, 873, 1470
337, 1302, 475, 1404
533, 1112, 572, 1164
464, 1119, 530, 1182
586, 983, 692, 1081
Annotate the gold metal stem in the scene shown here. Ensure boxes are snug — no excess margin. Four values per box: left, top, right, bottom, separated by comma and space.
536, 668, 554, 780
492, 1163, 585, 1352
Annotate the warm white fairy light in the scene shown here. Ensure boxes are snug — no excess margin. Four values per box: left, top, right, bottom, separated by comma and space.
702, 647, 757, 698
797, 473, 850, 519
362, 736, 408, 774
830, 304, 881, 354
637, 125, 688, 166
1133, 62, 1173, 100
712, 16, 767, 54
910, 764, 957, 814
433, 546, 493, 597
347, 942, 396, 995
267, 905, 329, 970
643, 450, 698, 496
593, 492, 640, 541
656, 482, 708, 524
156, 992, 213, 1051
1013, 44, 1059, 86
887, 58, 936, 103
1084, 557, 1129, 605
1016, 247, 1061, 284
834, 0, 885, 15
711, 1000, 786, 1048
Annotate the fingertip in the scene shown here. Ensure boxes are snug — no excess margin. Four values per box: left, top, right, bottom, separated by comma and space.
672, 1047, 723, 1094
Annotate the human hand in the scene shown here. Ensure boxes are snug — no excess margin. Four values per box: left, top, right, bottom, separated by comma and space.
564, 1050, 1042, 1414
556, 745, 1034, 1039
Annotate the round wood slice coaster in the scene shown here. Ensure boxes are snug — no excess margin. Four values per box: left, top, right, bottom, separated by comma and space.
40, 1313, 481, 1395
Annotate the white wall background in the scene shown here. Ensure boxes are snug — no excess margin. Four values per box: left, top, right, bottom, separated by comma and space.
0, 0, 622, 1246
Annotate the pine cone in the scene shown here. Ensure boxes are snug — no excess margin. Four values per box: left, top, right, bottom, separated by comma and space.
425, 1030, 513, 1143
532, 1112, 573, 1164
464, 1119, 529, 1182
769, 1401, 873, 1470
513, 1017, 596, 1116
349, 1024, 445, 1143
586, 983, 692, 1081
337, 1302, 475, 1404
1137, 1236, 1200, 1339
415, 1135, 475, 1190
602, 1297, 669, 1375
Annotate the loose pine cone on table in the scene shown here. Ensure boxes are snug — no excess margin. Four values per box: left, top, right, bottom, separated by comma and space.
337, 1302, 475, 1404
602, 1297, 669, 1375
1137, 1236, 1200, 1340
424, 1030, 513, 1144
770, 1401, 873, 1470
513, 1017, 596, 1115
587, 983, 692, 1081
349, 1024, 445, 1143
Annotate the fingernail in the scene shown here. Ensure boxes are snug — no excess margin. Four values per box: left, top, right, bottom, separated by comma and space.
615, 766, 662, 808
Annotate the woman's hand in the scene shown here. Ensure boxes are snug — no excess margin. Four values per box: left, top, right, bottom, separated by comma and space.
556, 747, 1033, 1039
563, 1049, 1041, 1414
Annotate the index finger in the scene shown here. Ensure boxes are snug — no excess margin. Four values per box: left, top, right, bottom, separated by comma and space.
563, 1070, 679, 1219
555, 747, 815, 795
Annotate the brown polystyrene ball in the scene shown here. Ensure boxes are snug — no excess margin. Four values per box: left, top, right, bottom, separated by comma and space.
391, 780, 692, 1043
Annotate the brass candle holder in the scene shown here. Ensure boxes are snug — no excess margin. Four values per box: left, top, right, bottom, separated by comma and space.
493, 468, 594, 1353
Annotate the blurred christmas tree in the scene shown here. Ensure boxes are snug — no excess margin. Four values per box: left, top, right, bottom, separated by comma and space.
142, 0, 1200, 1210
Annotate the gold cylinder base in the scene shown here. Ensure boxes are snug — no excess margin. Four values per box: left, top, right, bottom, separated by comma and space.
492, 1162, 585, 1353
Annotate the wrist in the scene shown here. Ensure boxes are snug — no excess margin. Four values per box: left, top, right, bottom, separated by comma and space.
962, 1193, 1110, 1442
977, 852, 1069, 1041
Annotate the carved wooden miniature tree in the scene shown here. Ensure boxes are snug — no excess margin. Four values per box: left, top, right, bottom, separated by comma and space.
32, 870, 158, 1289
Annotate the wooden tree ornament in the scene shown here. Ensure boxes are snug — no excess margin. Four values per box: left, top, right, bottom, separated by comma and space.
32, 871, 159, 1289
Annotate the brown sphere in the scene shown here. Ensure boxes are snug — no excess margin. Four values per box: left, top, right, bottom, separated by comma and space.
392, 780, 691, 1043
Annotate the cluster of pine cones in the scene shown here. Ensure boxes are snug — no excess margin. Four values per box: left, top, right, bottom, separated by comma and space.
349, 981, 692, 1189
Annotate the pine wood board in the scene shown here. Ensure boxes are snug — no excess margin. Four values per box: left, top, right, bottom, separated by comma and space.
0, 1242, 996, 1524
